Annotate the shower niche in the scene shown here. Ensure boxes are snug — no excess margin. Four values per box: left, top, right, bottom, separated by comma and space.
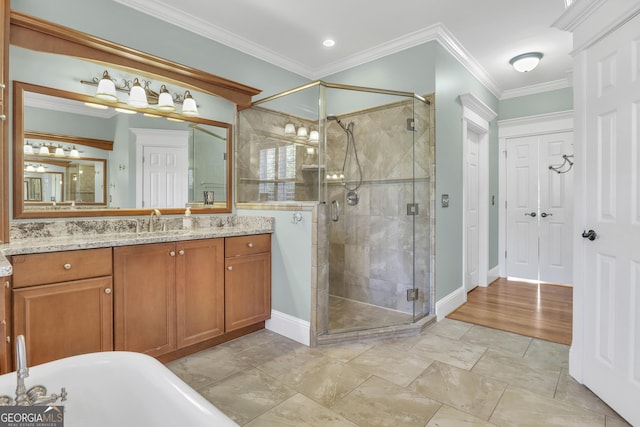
237, 81, 435, 342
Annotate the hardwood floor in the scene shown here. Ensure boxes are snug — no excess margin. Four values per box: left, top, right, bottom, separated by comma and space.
447, 278, 573, 345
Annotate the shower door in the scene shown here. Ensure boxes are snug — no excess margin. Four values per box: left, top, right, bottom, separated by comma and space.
326, 91, 431, 333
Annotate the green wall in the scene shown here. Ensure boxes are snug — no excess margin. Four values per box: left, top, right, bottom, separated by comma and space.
499, 87, 573, 120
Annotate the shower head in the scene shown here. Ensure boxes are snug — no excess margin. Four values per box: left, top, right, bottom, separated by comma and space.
327, 115, 349, 132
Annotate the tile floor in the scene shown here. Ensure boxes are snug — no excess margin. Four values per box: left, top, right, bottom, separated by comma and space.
167, 319, 631, 427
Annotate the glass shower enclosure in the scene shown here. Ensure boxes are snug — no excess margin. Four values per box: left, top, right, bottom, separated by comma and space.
237, 81, 434, 337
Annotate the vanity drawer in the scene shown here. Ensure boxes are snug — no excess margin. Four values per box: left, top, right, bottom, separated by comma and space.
11, 248, 113, 288
225, 234, 271, 258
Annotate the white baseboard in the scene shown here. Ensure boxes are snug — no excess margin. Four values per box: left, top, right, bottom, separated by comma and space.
435, 286, 466, 321
487, 266, 500, 285
265, 310, 310, 346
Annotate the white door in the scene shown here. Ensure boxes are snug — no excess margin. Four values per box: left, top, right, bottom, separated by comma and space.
505, 132, 573, 283
539, 133, 573, 284
580, 14, 640, 425
464, 129, 480, 291
506, 136, 539, 280
142, 146, 188, 208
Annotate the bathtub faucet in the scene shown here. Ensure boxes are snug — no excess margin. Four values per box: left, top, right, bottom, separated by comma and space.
9, 335, 67, 406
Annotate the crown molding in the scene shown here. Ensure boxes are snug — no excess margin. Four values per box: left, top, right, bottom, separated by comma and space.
460, 93, 497, 123
115, 0, 502, 97
500, 78, 572, 100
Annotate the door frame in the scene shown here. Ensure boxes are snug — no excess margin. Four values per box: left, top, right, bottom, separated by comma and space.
460, 94, 496, 292
497, 111, 574, 278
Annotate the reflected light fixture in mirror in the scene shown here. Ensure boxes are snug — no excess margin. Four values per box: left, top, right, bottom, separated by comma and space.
24, 141, 33, 155
284, 123, 296, 136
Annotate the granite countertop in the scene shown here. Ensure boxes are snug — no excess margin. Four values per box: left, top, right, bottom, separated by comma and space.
0, 216, 274, 277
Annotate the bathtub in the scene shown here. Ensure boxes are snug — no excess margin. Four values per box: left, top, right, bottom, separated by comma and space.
0, 351, 238, 426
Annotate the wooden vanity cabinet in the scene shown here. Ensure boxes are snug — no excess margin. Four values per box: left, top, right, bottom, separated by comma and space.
114, 238, 224, 357
11, 248, 113, 367
225, 234, 271, 332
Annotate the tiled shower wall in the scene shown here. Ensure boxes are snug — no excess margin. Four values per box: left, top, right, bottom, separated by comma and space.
326, 97, 434, 316
237, 95, 435, 339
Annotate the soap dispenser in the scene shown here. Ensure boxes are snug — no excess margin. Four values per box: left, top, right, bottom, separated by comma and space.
183, 207, 192, 230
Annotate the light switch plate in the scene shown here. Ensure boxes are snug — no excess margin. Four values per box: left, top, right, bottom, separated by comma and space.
442, 194, 449, 208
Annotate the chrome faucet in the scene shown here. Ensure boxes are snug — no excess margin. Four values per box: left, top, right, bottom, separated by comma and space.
15, 335, 29, 406
0, 335, 68, 406
149, 208, 162, 232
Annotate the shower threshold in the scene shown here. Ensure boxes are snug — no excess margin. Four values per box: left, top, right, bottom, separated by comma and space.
317, 296, 436, 346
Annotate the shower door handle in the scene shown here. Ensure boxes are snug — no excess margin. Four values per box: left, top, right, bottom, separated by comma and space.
331, 200, 340, 222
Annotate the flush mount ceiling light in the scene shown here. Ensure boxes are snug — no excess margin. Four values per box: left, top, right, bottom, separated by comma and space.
509, 52, 543, 72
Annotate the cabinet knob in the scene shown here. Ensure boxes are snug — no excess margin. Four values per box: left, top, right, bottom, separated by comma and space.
104, 288, 112, 295
227, 266, 233, 271
0, 115, 5, 121
170, 251, 176, 257
179, 249, 185, 256
5, 336, 10, 344
247, 242, 254, 248
3, 281, 9, 289
63, 263, 72, 270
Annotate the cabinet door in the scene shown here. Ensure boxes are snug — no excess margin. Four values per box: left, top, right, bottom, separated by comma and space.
13, 276, 113, 367
225, 252, 271, 332
176, 239, 224, 348
114, 243, 176, 357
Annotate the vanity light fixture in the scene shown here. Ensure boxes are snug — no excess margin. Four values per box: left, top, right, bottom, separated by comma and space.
54, 145, 65, 157
95, 70, 118, 102
24, 142, 34, 155
36, 164, 46, 173
181, 91, 199, 117
38, 145, 50, 156
25, 164, 35, 172
157, 85, 176, 112
127, 78, 148, 108
83, 70, 200, 118
69, 146, 80, 159
509, 52, 543, 72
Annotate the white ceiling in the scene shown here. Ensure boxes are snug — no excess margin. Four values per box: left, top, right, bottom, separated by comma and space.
114, 0, 574, 99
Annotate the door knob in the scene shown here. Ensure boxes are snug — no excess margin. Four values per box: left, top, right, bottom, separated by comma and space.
524, 212, 537, 217
540, 212, 553, 218
582, 229, 597, 241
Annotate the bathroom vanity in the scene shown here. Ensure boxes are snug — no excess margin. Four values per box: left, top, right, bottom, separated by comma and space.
0, 217, 273, 372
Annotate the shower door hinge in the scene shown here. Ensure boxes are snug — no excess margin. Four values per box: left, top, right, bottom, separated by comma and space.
406, 118, 415, 131
407, 288, 419, 302
407, 203, 419, 215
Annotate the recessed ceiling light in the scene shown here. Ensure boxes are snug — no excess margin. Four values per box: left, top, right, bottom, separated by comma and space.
323, 39, 335, 47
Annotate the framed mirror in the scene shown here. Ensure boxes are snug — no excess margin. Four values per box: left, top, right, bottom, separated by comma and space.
13, 81, 233, 218
7, 11, 261, 221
